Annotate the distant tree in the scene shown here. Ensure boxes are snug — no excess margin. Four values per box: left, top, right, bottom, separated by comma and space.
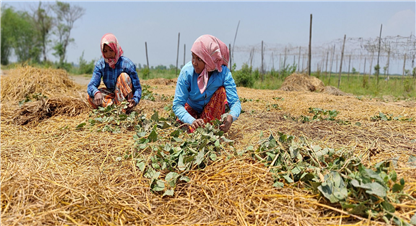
32, 2, 53, 63
1, 7, 14, 65
352, 67, 357, 75
51, 1, 85, 66
1, 6, 40, 64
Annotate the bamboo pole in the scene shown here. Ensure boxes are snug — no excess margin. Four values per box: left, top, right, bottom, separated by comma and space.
376, 24, 382, 86
298, 47, 301, 73
261, 41, 264, 80
176, 32, 180, 76
183, 44, 186, 68
338, 34, 346, 88
308, 14, 312, 76
229, 43, 232, 71
145, 42, 149, 69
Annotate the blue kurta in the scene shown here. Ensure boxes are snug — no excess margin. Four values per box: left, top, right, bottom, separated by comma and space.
87, 56, 142, 104
173, 61, 241, 124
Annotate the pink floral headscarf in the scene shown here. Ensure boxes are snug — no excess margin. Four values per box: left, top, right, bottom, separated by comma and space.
191, 34, 230, 94
101, 33, 123, 69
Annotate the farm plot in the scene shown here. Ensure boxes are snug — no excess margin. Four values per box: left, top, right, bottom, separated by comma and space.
1, 66, 415, 225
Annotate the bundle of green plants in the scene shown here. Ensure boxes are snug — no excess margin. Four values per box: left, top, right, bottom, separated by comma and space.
249, 132, 415, 225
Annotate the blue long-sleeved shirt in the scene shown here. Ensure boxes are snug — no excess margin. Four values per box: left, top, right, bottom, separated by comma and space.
87, 56, 142, 104
173, 61, 241, 124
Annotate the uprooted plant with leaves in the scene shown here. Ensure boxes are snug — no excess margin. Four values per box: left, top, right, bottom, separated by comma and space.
248, 132, 416, 225
75, 102, 415, 225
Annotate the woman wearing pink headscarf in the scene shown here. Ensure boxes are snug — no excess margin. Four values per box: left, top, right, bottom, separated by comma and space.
87, 33, 142, 113
173, 35, 241, 133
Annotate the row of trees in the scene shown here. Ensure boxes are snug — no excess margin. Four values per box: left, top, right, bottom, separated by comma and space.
1, 1, 85, 68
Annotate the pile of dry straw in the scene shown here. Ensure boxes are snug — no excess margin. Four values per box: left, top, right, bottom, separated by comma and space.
1, 66, 415, 225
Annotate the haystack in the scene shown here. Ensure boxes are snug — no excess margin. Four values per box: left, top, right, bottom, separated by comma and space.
323, 85, 353, 96
1, 66, 82, 102
279, 73, 325, 92
11, 97, 89, 126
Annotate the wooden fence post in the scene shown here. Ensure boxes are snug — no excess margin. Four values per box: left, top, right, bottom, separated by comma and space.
298, 47, 301, 73
183, 44, 186, 68
261, 40, 264, 80
229, 43, 232, 71
376, 24, 382, 86
176, 32, 180, 76
338, 34, 346, 88
308, 14, 312, 76
145, 42, 149, 69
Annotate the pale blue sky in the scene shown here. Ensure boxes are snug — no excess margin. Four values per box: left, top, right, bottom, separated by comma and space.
3, 1, 415, 73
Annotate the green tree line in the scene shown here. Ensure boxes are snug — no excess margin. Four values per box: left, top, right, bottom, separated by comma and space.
1, 1, 85, 70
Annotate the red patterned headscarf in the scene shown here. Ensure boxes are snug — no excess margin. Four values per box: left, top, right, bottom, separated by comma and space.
191, 34, 230, 94
100, 33, 123, 69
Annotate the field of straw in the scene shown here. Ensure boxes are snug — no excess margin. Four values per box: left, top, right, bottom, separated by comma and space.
1, 66, 415, 225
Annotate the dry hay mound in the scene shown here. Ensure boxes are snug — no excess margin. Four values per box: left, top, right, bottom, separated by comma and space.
279, 73, 325, 92
1, 66, 81, 102
323, 86, 352, 96
10, 97, 89, 126
142, 78, 177, 86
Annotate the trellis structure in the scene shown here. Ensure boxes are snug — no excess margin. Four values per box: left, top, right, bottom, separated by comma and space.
233, 34, 416, 77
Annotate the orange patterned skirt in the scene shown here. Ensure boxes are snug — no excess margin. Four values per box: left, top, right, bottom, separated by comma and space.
180, 86, 228, 132
87, 73, 134, 109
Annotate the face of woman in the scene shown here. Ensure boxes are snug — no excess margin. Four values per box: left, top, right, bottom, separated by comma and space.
192, 53, 205, 74
103, 44, 116, 59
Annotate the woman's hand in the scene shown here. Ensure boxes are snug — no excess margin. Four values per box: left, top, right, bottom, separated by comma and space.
220, 114, 233, 133
126, 99, 136, 112
191, 119, 205, 130
93, 92, 103, 106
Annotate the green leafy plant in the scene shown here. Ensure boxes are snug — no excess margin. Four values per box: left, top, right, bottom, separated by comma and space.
133, 116, 233, 196
250, 132, 414, 225
76, 101, 143, 133
370, 112, 413, 122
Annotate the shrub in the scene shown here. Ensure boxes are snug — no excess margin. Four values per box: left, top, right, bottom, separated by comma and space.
233, 63, 254, 88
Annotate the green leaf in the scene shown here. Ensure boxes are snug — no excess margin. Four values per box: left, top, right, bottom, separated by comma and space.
76, 122, 86, 129
179, 176, 190, 182
163, 189, 174, 197
381, 201, 395, 213
214, 139, 220, 147
365, 182, 387, 197
318, 171, 348, 203
165, 172, 179, 188
283, 174, 294, 183
178, 154, 186, 171
273, 181, 284, 188
359, 165, 385, 185
194, 149, 205, 165
392, 183, 404, 193
389, 170, 397, 182
148, 129, 158, 142
410, 213, 416, 225
210, 153, 217, 161
152, 180, 165, 192
151, 111, 159, 122
136, 161, 145, 172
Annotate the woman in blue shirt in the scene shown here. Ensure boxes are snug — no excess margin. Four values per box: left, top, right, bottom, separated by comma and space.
173, 35, 241, 133
87, 33, 142, 113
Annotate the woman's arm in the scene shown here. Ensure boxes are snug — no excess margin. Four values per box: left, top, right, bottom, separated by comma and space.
172, 70, 196, 125
87, 60, 103, 98
223, 68, 242, 122
124, 58, 142, 105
